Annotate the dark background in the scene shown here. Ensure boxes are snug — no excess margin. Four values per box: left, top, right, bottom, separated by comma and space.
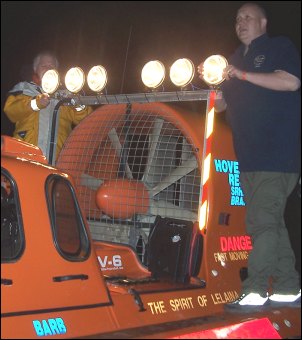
1, 1, 301, 134
1, 1, 301, 272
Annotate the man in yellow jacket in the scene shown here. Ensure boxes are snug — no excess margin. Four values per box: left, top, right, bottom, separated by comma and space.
4, 50, 93, 163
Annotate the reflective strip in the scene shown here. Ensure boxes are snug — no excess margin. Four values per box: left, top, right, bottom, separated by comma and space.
30, 98, 40, 111
202, 153, 211, 185
199, 91, 216, 231
269, 289, 301, 302
199, 200, 208, 230
75, 105, 86, 112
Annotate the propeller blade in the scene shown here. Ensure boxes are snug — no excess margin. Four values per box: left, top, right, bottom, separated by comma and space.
150, 156, 198, 197
80, 173, 103, 190
108, 128, 133, 179
142, 118, 164, 184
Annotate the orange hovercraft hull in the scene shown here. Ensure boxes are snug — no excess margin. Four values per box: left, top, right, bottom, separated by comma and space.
1, 100, 300, 339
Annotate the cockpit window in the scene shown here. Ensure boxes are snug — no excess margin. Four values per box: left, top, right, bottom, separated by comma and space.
46, 175, 90, 261
1, 169, 24, 262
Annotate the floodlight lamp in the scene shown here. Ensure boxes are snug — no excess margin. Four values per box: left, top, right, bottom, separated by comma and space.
87, 65, 108, 92
41, 69, 60, 94
170, 58, 195, 88
202, 55, 228, 86
141, 60, 165, 89
65, 67, 85, 93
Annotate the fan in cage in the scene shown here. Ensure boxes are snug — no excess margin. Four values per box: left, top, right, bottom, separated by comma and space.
56, 102, 204, 255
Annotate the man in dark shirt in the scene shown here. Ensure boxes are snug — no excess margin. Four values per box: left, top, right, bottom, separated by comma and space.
199, 2, 301, 312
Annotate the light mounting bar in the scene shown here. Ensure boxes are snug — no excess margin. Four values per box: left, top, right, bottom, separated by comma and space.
67, 90, 222, 106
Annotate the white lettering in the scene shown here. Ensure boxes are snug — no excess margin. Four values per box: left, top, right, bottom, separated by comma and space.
97, 256, 108, 268
113, 255, 122, 267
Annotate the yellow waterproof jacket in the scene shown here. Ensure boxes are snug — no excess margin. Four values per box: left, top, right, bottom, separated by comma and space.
4, 81, 93, 162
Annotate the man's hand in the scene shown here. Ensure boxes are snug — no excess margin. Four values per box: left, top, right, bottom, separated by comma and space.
197, 62, 227, 112
36, 93, 50, 109
197, 62, 232, 84
30, 93, 50, 111
223, 65, 245, 81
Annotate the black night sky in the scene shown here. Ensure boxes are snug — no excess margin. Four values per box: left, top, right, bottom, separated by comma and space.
1, 1, 301, 134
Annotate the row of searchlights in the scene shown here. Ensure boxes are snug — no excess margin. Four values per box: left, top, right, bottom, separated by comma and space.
41, 55, 228, 94
42, 65, 108, 94
141, 55, 228, 89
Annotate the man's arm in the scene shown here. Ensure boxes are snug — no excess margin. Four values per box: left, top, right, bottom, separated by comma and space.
4, 93, 50, 123
225, 66, 301, 91
4, 94, 34, 123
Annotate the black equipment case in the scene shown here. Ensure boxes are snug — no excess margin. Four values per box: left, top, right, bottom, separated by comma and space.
147, 216, 203, 283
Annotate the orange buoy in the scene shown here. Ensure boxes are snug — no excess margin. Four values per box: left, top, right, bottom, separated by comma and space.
96, 179, 149, 219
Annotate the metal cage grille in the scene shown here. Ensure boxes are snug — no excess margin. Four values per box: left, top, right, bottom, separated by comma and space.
57, 103, 202, 258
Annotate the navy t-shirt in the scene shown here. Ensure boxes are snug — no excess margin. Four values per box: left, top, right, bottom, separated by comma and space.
221, 34, 301, 172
